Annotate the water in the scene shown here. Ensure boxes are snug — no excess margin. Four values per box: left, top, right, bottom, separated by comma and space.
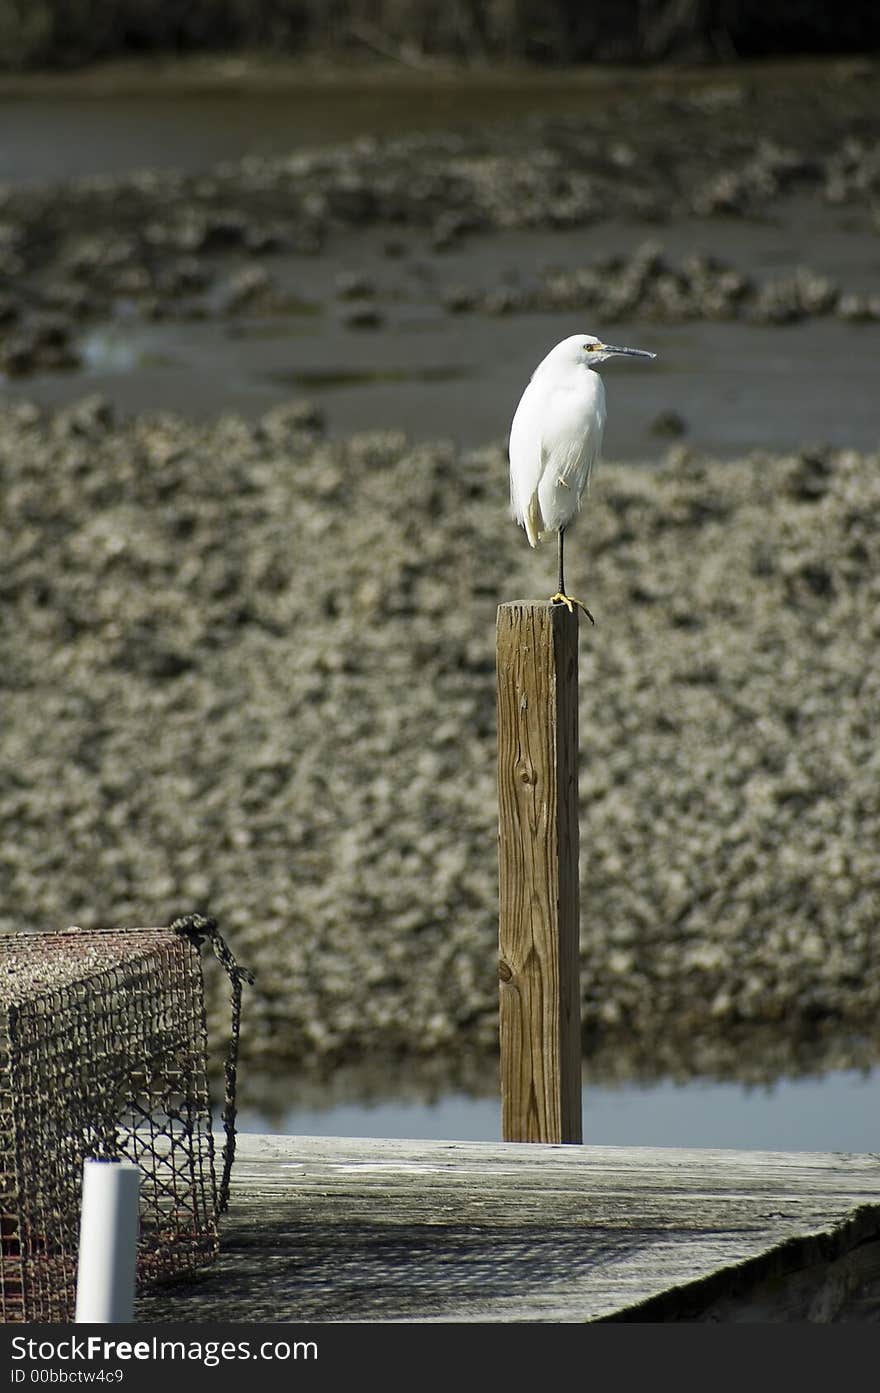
5, 209, 880, 458
3, 68, 880, 459
3, 68, 880, 458
0, 62, 662, 186
236, 1067, 880, 1152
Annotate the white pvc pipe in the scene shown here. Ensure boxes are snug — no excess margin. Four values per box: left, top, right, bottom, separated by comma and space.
75, 1159, 141, 1323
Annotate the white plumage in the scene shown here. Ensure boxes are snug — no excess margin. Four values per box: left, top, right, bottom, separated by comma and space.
508, 332, 656, 616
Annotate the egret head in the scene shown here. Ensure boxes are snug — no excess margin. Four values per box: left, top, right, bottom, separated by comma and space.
573, 334, 657, 368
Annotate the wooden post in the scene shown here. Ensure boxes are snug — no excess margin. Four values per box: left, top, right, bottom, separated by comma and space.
496, 602, 582, 1144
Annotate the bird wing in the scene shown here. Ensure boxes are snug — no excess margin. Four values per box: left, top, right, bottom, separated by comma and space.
508, 378, 546, 547
536, 376, 606, 535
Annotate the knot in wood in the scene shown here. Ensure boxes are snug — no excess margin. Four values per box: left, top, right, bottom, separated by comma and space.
515, 758, 537, 787
498, 959, 513, 983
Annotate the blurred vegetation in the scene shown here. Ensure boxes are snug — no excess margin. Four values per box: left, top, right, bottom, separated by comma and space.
0, 1, 876, 71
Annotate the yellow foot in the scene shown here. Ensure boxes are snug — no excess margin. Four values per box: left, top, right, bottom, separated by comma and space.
550, 592, 595, 624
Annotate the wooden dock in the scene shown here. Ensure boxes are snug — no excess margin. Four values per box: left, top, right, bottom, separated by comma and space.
136, 1134, 880, 1322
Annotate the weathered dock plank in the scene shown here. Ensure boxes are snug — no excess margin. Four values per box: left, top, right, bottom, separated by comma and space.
135, 1134, 880, 1323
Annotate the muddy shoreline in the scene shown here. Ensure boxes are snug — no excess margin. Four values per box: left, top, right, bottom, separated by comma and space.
2, 59, 879, 383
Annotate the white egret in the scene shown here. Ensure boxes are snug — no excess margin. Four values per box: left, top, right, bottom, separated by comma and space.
509, 333, 656, 621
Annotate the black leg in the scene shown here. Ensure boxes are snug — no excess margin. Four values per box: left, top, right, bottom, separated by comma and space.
550, 528, 595, 624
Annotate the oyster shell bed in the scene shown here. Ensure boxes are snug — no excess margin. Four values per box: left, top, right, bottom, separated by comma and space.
1, 395, 877, 1073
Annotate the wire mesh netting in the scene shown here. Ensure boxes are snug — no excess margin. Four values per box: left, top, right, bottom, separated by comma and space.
0, 925, 221, 1323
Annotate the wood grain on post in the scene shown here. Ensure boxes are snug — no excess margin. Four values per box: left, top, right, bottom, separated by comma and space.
496, 602, 582, 1144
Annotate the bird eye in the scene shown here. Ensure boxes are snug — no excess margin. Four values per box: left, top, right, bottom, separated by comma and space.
584, 343, 597, 352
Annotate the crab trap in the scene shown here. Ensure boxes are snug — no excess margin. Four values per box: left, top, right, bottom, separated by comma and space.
0, 917, 251, 1322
